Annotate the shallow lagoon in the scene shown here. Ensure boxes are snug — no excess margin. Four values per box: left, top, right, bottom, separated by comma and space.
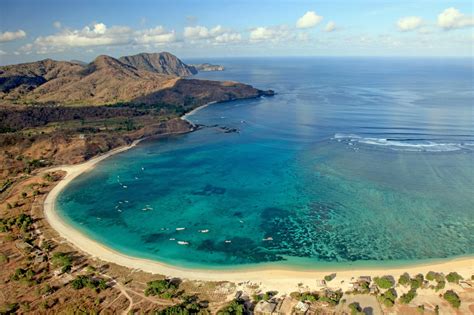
58, 58, 474, 269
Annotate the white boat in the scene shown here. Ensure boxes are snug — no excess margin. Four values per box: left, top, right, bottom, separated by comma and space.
224, 240, 232, 243
176, 227, 186, 231
169, 238, 176, 241
262, 237, 273, 241
177, 241, 189, 245
199, 229, 209, 233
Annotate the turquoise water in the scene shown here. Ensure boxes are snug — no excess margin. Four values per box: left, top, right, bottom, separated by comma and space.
57, 58, 474, 269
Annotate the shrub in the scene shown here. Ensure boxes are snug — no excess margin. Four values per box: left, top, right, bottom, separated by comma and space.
348, 302, 363, 315
319, 290, 343, 306
324, 273, 336, 282
434, 280, 446, 291
426, 271, 444, 282
0, 253, 8, 264
446, 272, 463, 284
410, 274, 424, 289
398, 273, 410, 286
374, 276, 395, 289
399, 289, 417, 304
144, 279, 177, 298
218, 299, 245, 315
299, 292, 318, 302
379, 288, 397, 307
51, 252, 72, 272
443, 290, 461, 308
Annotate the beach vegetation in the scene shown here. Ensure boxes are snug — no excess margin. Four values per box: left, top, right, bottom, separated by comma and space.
0, 303, 19, 314
145, 279, 177, 298
299, 292, 318, 302
426, 271, 444, 282
398, 272, 410, 286
417, 305, 425, 313
71, 275, 107, 292
51, 252, 72, 273
11, 267, 35, 284
399, 288, 417, 304
443, 290, 461, 308
348, 302, 364, 315
374, 276, 395, 289
324, 273, 336, 282
434, 280, 446, 291
446, 272, 463, 284
319, 289, 343, 306
0, 214, 33, 233
157, 295, 209, 315
378, 288, 397, 307
410, 274, 424, 289
217, 299, 245, 315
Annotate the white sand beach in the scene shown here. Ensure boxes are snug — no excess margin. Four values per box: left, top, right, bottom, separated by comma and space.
43, 138, 474, 295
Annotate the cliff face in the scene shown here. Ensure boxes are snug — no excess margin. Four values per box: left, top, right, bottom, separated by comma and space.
119, 52, 197, 76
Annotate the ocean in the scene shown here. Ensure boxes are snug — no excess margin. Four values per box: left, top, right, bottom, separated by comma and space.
57, 57, 474, 269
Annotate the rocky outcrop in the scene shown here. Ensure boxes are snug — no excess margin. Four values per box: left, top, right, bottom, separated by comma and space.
119, 52, 197, 76
190, 63, 225, 72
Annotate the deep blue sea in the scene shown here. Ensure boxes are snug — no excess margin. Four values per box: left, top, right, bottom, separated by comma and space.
57, 57, 474, 269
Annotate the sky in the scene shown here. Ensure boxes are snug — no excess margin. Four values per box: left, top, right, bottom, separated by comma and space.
0, 0, 473, 65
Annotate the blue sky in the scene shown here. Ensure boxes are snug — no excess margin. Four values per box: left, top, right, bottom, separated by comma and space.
0, 0, 473, 64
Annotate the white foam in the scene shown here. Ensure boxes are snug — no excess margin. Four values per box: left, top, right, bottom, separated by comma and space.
333, 133, 472, 152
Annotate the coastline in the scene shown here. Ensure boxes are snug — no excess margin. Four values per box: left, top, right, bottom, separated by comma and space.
180, 101, 217, 126
42, 123, 474, 294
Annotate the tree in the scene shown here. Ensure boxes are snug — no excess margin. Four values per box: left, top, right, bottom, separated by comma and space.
51, 252, 72, 272
349, 302, 364, 315
446, 272, 463, 284
398, 273, 410, 286
374, 276, 395, 289
443, 290, 461, 308
379, 288, 397, 307
145, 279, 177, 298
399, 289, 417, 304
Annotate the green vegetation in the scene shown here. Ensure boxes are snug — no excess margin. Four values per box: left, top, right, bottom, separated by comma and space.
253, 291, 276, 302
398, 273, 410, 286
443, 290, 461, 308
417, 305, 425, 313
319, 290, 343, 306
51, 252, 72, 273
217, 299, 245, 315
0, 214, 33, 233
378, 288, 397, 307
70, 275, 107, 292
299, 292, 318, 302
145, 279, 177, 299
157, 296, 209, 315
324, 273, 336, 282
434, 280, 445, 291
0, 178, 13, 193
410, 274, 424, 290
399, 289, 417, 304
446, 272, 463, 284
0, 252, 8, 264
374, 276, 394, 289
426, 271, 442, 282
0, 303, 19, 314
348, 302, 364, 315
11, 267, 36, 285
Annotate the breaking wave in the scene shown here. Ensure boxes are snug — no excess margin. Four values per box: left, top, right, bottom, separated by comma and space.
333, 133, 473, 152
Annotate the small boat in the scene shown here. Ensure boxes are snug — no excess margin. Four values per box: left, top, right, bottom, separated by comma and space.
262, 237, 273, 241
176, 227, 186, 231
177, 241, 189, 245
169, 238, 176, 241
224, 240, 232, 243
141, 167, 145, 171
117, 209, 122, 212
123, 185, 128, 189
199, 229, 209, 233
239, 220, 244, 223
124, 200, 129, 203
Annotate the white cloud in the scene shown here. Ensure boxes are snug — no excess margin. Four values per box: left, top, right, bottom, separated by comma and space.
324, 21, 337, 32
438, 7, 474, 30
397, 16, 423, 32
0, 29, 26, 42
53, 21, 62, 29
296, 11, 323, 29
135, 26, 176, 44
184, 25, 241, 44
28, 22, 178, 53
249, 25, 293, 42
0, 49, 7, 55
184, 25, 224, 40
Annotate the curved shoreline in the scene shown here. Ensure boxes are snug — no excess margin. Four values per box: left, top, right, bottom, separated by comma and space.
43, 140, 474, 294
